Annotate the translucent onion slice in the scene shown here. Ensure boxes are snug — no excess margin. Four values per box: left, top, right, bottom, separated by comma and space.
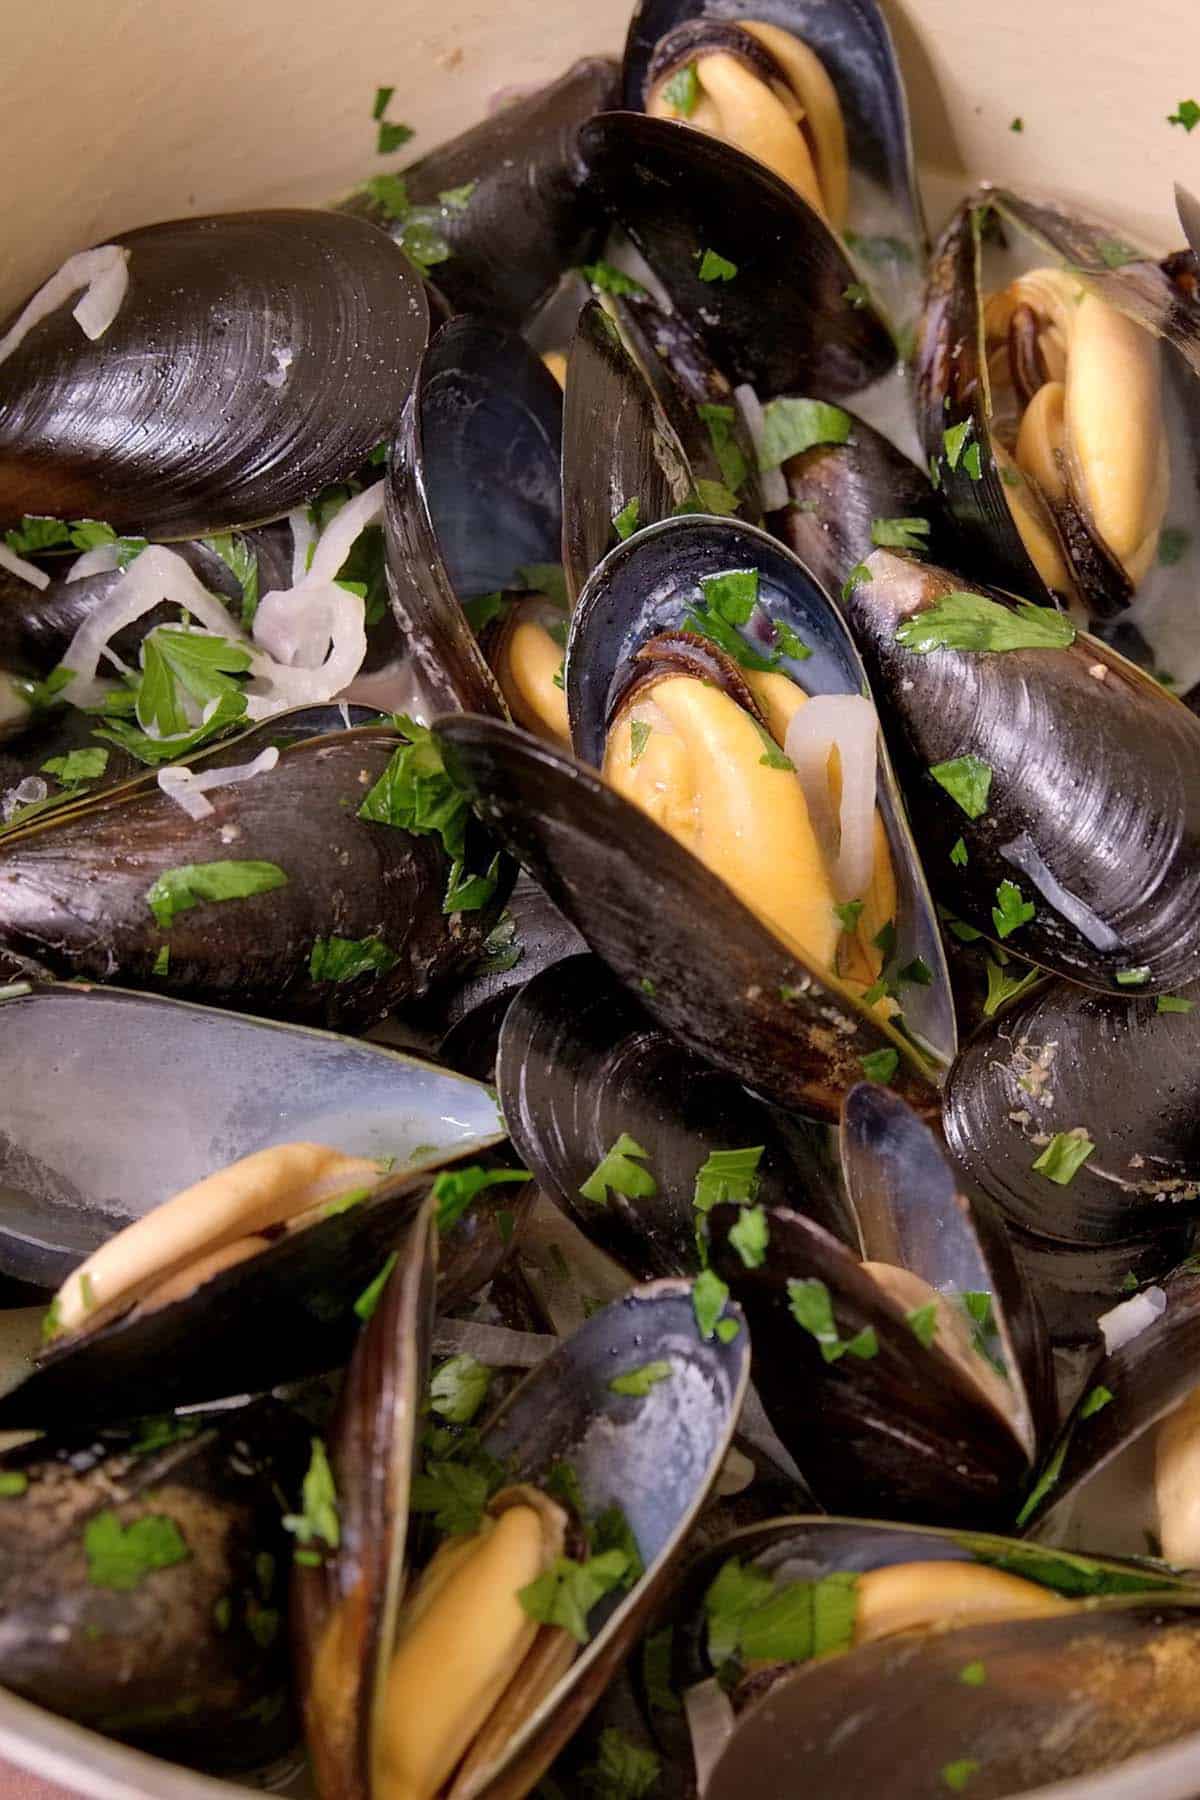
0, 544, 50, 591
0, 244, 129, 368
157, 746, 280, 820
784, 693, 878, 902
289, 507, 317, 586
734, 383, 788, 511
66, 544, 122, 582
684, 1678, 737, 1792
1098, 1285, 1167, 1354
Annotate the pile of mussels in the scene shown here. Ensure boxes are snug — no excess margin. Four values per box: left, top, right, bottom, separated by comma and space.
3, 2, 1200, 1796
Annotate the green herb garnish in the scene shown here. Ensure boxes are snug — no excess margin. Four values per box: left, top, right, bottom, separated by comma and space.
1168, 99, 1200, 131
942, 1761, 980, 1793
694, 1144, 763, 1213
859, 1048, 899, 1083
787, 1277, 877, 1362
1157, 994, 1194, 1014
145, 860, 287, 929
697, 248, 737, 282
519, 1549, 631, 1644
959, 1659, 987, 1685
609, 1360, 673, 1397
662, 62, 699, 117
1115, 966, 1150, 987
697, 402, 749, 494
308, 934, 399, 983
613, 497, 641, 541
950, 837, 969, 867
85, 1511, 190, 1590
693, 1268, 732, 1341
580, 261, 647, 299
1032, 1129, 1095, 1185
728, 1205, 769, 1269
432, 1165, 530, 1232
983, 956, 1040, 1016
580, 1133, 657, 1205
429, 1353, 492, 1424
758, 398, 852, 472
1080, 1384, 1114, 1418
871, 516, 930, 551
897, 591, 1075, 654
992, 879, 1035, 939
907, 1301, 938, 1347
630, 719, 652, 765
41, 747, 108, 784
579, 1728, 662, 1798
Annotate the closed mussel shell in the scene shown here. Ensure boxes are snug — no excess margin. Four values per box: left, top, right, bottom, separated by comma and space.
0, 211, 430, 540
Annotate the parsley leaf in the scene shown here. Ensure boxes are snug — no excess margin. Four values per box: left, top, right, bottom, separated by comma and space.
758, 398, 852, 471
992, 879, 1035, 939
697, 402, 749, 494
580, 261, 647, 299
843, 282, 870, 308
897, 592, 1075, 654
354, 1252, 398, 1321
429, 1353, 492, 1424
201, 533, 260, 629
372, 85, 394, 120
728, 1204, 769, 1268
630, 719, 651, 766
871, 516, 930, 551
693, 1268, 732, 1340
5, 515, 71, 554
950, 836, 969, 867
787, 1277, 877, 1362
834, 898, 865, 933
1115, 966, 1150, 987
942, 420, 972, 470
519, 1549, 631, 1644
959, 1660, 987, 1686
662, 62, 699, 118
579, 1729, 662, 1798
1169, 99, 1200, 131
613, 497, 641, 541
0, 1472, 28, 1497
1158, 994, 1195, 1014
704, 1557, 774, 1664
84, 1511, 189, 1590
377, 120, 414, 154
580, 1134, 657, 1205
1080, 1383, 1114, 1418
432, 1165, 530, 1233
983, 956, 1040, 1016
137, 628, 251, 739
859, 1048, 899, 1083
693, 1145, 763, 1213
409, 1460, 491, 1536
1032, 1128, 1096, 1185
907, 1301, 938, 1347
41, 748, 108, 784
942, 1761, 980, 1792
309, 934, 399, 983
282, 1438, 340, 1551
609, 1360, 673, 1397
145, 860, 287, 929
773, 617, 811, 660
704, 1558, 859, 1668
698, 248, 737, 282
962, 442, 983, 481
360, 718, 498, 913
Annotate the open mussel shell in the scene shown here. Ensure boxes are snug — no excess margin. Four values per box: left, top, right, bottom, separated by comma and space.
0, 712, 504, 1026
657, 1513, 1190, 1771
841, 1082, 1054, 1444
436, 711, 937, 1123
0, 211, 429, 540
846, 551, 1200, 993
385, 315, 563, 716
706, 1177, 1039, 1525
0, 1402, 304, 1771
297, 1209, 749, 1798
770, 405, 948, 600
562, 300, 695, 604
344, 59, 618, 328
498, 952, 851, 1274
566, 515, 955, 1065
578, 114, 895, 398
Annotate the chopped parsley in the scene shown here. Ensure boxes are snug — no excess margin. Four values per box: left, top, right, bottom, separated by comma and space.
662, 61, 699, 117
693, 1267, 733, 1340
843, 282, 870, 308
135, 627, 251, 740
519, 1549, 631, 1643
834, 898, 865, 934
145, 860, 287, 929
609, 1360, 673, 1397
1080, 1384, 1114, 1419
983, 956, 1040, 1017
942, 420, 973, 471
728, 1205, 769, 1268
476, 910, 523, 976
1032, 1128, 1095, 1185
282, 1439, 340, 1552
960, 1660, 987, 1685
950, 837, 969, 867
674, 479, 741, 518
372, 85, 394, 120
630, 719, 652, 765
871, 516, 930, 551
992, 879, 1035, 939
5, 515, 146, 563
432, 1164, 530, 1232
758, 397, 852, 472
85, 1511, 190, 1590
1010, 115, 1024, 131
693, 1145, 763, 1213
961, 442, 983, 480
0, 1472, 28, 1497
773, 617, 811, 660
308, 934, 399, 983
787, 1277, 877, 1362
859, 1048, 899, 1083
613, 497, 641, 541
697, 249, 738, 282
580, 1133, 657, 1205
377, 120, 414, 154
906, 1301, 939, 1347
409, 1460, 492, 1536
942, 1761, 980, 1793
354, 1253, 397, 1322
841, 561, 871, 601
579, 1728, 662, 1798
1168, 99, 1200, 131
1115, 966, 1150, 987
704, 1557, 858, 1669
684, 567, 779, 671
697, 402, 749, 495
1157, 995, 1195, 1014
580, 261, 648, 298
201, 533, 260, 629
429, 1353, 492, 1424
358, 717, 497, 913
897, 591, 1075, 654
42, 747, 108, 785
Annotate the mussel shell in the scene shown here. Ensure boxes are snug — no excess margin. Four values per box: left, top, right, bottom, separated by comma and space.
0, 211, 429, 539
770, 408, 947, 602
621, 0, 925, 264
1021, 1263, 1200, 1537
0, 980, 507, 1290
578, 113, 895, 398
562, 299, 694, 605
846, 552, 1200, 993
385, 315, 563, 716
565, 516, 956, 1065
1008, 1222, 1195, 1348
0, 1404, 304, 1769
841, 1082, 1054, 1447
345, 58, 618, 327
498, 952, 852, 1274
707, 1201, 1032, 1524
435, 711, 937, 1122
944, 977, 1200, 1247
0, 717, 502, 1026
707, 1597, 1200, 1799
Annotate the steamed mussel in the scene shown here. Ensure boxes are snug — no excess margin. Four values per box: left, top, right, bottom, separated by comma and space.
9, 6, 1200, 1798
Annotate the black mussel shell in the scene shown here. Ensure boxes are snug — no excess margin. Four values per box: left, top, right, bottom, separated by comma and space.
0, 212, 429, 540
621, 0, 925, 281
0, 715, 505, 1026
707, 1192, 1035, 1525
841, 1082, 1054, 1444
0, 1402, 305, 1771
562, 300, 695, 605
0, 526, 292, 678
579, 114, 895, 399
846, 551, 1200, 993
345, 59, 618, 327
435, 711, 937, 1123
565, 516, 955, 1065
770, 406, 947, 601
498, 952, 852, 1274
386, 315, 563, 716
944, 977, 1200, 1249
0, 981, 509, 1290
